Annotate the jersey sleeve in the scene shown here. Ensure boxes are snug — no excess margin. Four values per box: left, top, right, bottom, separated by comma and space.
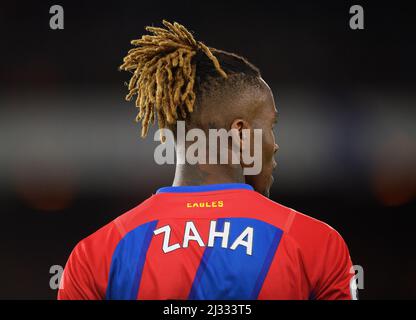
58, 241, 103, 300
57, 221, 123, 300
313, 229, 356, 300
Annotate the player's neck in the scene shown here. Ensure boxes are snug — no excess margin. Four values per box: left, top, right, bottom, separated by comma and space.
172, 163, 245, 187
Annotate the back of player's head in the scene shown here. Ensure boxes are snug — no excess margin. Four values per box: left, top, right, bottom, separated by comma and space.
120, 20, 261, 139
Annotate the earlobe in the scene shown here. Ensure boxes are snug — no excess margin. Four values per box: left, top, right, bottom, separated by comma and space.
230, 119, 251, 147
230, 119, 254, 168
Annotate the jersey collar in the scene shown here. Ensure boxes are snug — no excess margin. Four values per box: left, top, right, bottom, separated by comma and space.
156, 183, 254, 194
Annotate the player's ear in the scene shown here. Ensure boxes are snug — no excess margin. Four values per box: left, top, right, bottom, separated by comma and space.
230, 119, 253, 167
230, 118, 251, 135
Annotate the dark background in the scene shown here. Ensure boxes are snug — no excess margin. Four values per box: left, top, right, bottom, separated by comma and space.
0, 0, 415, 299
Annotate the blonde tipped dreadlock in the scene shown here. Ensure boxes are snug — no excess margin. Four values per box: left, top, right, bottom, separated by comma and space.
120, 20, 228, 139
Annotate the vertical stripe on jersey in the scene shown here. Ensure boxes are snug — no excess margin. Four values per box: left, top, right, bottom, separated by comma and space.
188, 218, 283, 300
137, 219, 210, 299
105, 220, 158, 300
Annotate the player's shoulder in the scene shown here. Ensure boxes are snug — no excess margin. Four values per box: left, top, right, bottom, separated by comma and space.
284, 206, 346, 256
71, 194, 157, 257
250, 191, 330, 231
290, 209, 336, 237
251, 191, 339, 243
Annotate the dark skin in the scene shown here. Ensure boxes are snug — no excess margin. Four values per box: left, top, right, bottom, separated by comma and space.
173, 77, 279, 197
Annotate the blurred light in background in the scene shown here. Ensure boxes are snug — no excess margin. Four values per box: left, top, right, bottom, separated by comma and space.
12, 140, 77, 212
1, 89, 415, 207
372, 131, 416, 206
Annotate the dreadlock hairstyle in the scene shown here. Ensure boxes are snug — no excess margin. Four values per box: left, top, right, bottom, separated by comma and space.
120, 20, 260, 139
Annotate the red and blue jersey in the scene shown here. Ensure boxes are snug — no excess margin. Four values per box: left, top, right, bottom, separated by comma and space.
58, 183, 355, 300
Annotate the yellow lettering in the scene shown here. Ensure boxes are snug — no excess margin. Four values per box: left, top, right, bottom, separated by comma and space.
186, 200, 224, 208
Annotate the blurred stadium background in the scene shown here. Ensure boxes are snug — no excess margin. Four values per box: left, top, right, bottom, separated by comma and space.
0, 1, 415, 299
